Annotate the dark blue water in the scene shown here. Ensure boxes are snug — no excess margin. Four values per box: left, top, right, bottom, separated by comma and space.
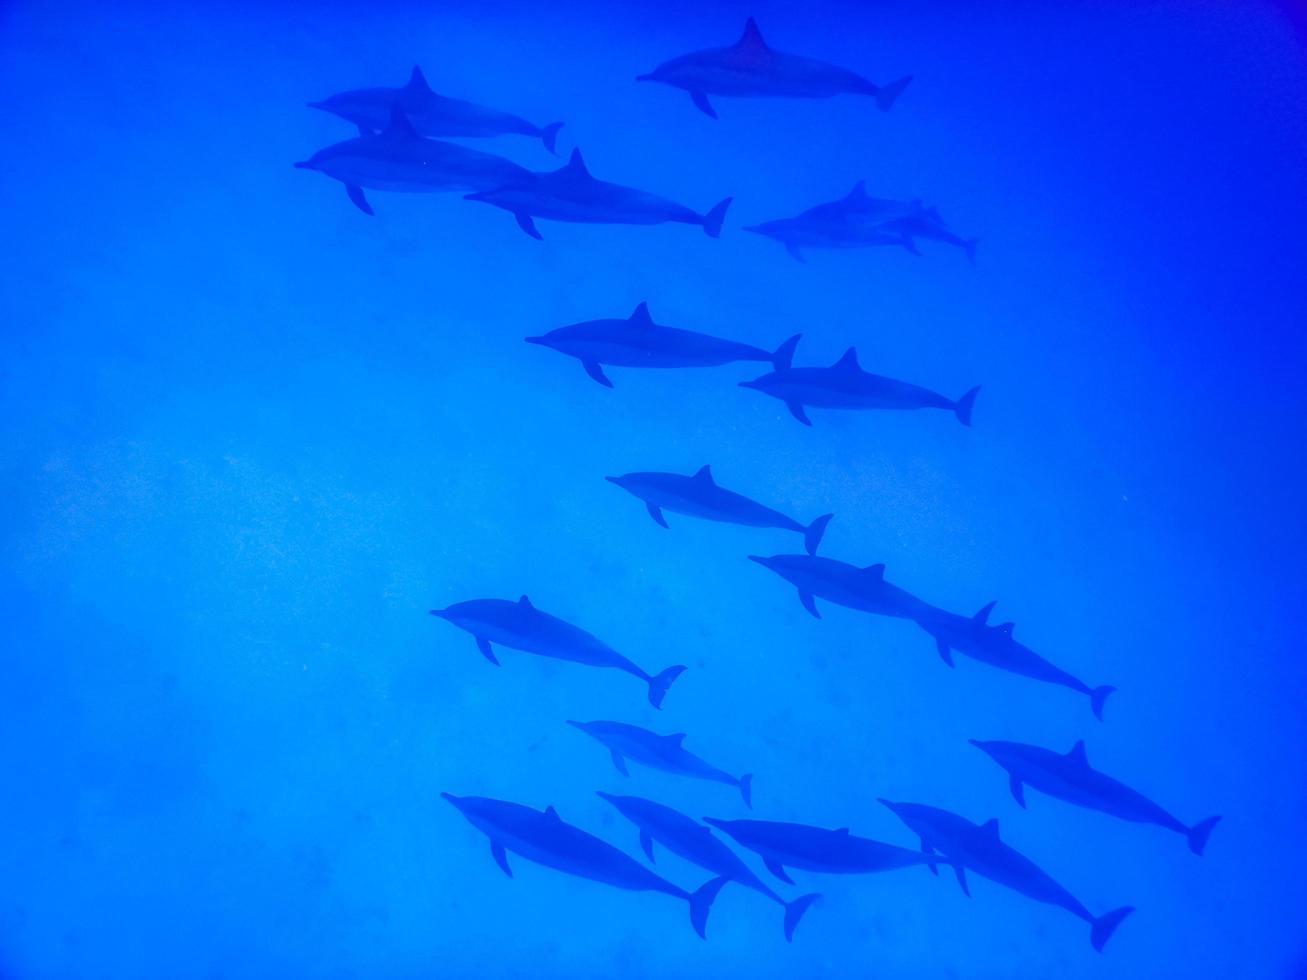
3, 2, 1305, 977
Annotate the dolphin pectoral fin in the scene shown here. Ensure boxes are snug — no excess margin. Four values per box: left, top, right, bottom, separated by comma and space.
935, 638, 954, 667
610, 750, 630, 777
900, 236, 921, 256
690, 90, 717, 119
490, 841, 512, 877
764, 858, 795, 885
513, 211, 543, 240
952, 863, 971, 898
639, 828, 656, 863
785, 242, 806, 263
582, 360, 613, 388
345, 184, 374, 216
798, 591, 820, 619
475, 637, 500, 665
786, 401, 812, 426
1009, 775, 1026, 809
646, 502, 669, 528
921, 840, 939, 875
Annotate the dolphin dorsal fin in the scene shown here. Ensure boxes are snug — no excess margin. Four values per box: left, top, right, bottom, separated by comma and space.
835, 347, 861, 372
384, 104, 420, 139
406, 66, 433, 93
664, 732, 687, 746
835, 827, 850, 835
863, 563, 886, 580
735, 17, 769, 50
518, 595, 535, 609
693, 465, 714, 483
997, 622, 1015, 637
845, 180, 868, 201
973, 601, 997, 623
980, 818, 1000, 839
629, 301, 654, 326
1067, 740, 1088, 766
545, 805, 561, 821
566, 148, 590, 176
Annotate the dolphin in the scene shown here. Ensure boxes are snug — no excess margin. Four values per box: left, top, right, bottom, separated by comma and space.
525, 302, 790, 387
969, 738, 1221, 855
915, 601, 1116, 720
442, 793, 727, 937
878, 203, 979, 263
878, 798, 1134, 952
309, 66, 564, 153
637, 18, 912, 119
743, 182, 922, 262
739, 339, 980, 428
464, 149, 732, 240
606, 464, 832, 554
429, 595, 686, 708
747, 552, 931, 622
294, 104, 531, 215
597, 792, 820, 941
568, 720, 753, 807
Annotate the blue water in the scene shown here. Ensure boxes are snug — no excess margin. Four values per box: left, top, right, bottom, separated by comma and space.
3, 2, 1306, 977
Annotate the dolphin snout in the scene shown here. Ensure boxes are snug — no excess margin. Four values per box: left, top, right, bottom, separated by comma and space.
702, 816, 726, 829
440, 792, 462, 806
635, 74, 654, 82
876, 798, 899, 813
595, 790, 617, 803
306, 101, 328, 110
293, 161, 314, 169
738, 379, 759, 389
525, 336, 548, 346
565, 720, 586, 731
429, 608, 450, 619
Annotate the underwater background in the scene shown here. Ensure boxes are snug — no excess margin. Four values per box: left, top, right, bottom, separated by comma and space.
2, 1, 1306, 977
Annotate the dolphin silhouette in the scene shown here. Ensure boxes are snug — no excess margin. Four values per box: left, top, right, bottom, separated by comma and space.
465, 149, 731, 239
878, 798, 1134, 952
597, 792, 820, 941
606, 464, 832, 554
638, 18, 912, 119
309, 66, 564, 153
429, 596, 685, 708
747, 552, 930, 622
969, 738, 1221, 854
442, 794, 727, 937
294, 104, 531, 215
568, 720, 753, 807
740, 337, 980, 428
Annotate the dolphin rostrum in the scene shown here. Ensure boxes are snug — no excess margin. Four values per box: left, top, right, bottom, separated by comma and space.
638, 18, 912, 119
464, 149, 732, 239
309, 66, 564, 153
294, 104, 531, 215
969, 738, 1221, 855
525, 302, 791, 387
597, 792, 820, 941
878, 798, 1134, 952
442, 794, 727, 937
606, 464, 832, 554
740, 339, 980, 428
747, 552, 931, 622
915, 602, 1116, 720
429, 596, 686, 708
568, 720, 753, 807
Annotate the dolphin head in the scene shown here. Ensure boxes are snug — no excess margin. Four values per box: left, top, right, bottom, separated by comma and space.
524, 332, 559, 351
701, 816, 729, 831
604, 473, 635, 490
968, 738, 1017, 766
566, 720, 594, 734
441, 792, 466, 811
428, 607, 451, 620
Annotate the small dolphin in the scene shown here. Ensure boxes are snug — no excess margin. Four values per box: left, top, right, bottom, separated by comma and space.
309, 66, 564, 153
568, 720, 753, 807
294, 104, 531, 215
638, 18, 912, 119
915, 602, 1116, 720
969, 738, 1221, 855
429, 595, 685, 708
740, 338, 980, 428
748, 552, 930, 622
442, 793, 726, 937
526, 302, 788, 387
879, 798, 1134, 952
597, 792, 820, 941
743, 182, 922, 262
607, 464, 832, 554
878, 203, 979, 263
465, 149, 732, 240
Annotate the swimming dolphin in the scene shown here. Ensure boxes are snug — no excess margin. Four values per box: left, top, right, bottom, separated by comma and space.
743, 182, 922, 262
739, 339, 980, 428
525, 302, 790, 387
969, 738, 1221, 855
606, 464, 832, 554
915, 602, 1116, 720
309, 66, 564, 153
294, 104, 531, 215
464, 149, 732, 239
429, 596, 685, 708
442, 793, 727, 937
568, 720, 753, 807
597, 792, 820, 941
637, 18, 912, 119
878, 798, 1134, 952
878, 203, 979, 263
747, 553, 931, 622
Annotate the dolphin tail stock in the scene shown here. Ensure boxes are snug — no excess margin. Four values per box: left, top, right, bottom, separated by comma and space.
688, 875, 729, 939
1186, 815, 1221, 856
1089, 906, 1134, 952
648, 664, 688, 709
953, 386, 981, 426
782, 893, 821, 943
738, 773, 754, 809
874, 75, 913, 112
803, 513, 834, 556
702, 197, 733, 238
539, 121, 565, 154
1090, 685, 1116, 721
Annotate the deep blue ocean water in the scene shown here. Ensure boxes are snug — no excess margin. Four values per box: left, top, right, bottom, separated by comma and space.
2, 2, 1306, 977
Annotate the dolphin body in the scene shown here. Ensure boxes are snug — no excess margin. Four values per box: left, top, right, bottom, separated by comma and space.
309, 66, 564, 153
597, 792, 820, 941
743, 182, 922, 262
740, 339, 980, 428
465, 149, 732, 240
428, 595, 686, 708
878, 799, 1134, 952
526, 302, 786, 387
568, 720, 753, 807
747, 553, 931, 622
606, 464, 832, 554
915, 601, 1116, 720
442, 794, 726, 937
638, 18, 912, 119
969, 738, 1221, 855
294, 105, 531, 215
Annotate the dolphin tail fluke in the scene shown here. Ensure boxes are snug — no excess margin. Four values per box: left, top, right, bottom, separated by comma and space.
954, 386, 980, 426
783, 893, 821, 943
688, 876, 729, 939
1090, 906, 1133, 952
738, 773, 754, 809
875, 75, 913, 112
1187, 815, 1221, 856
703, 197, 732, 238
963, 238, 980, 264
772, 333, 803, 371
1090, 685, 1116, 721
648, 664, 687, 709
539, 121, 565, 154
803, 513, 833, 556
